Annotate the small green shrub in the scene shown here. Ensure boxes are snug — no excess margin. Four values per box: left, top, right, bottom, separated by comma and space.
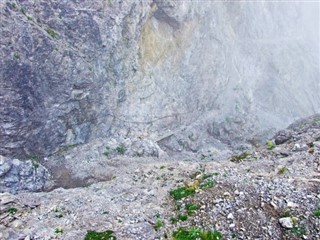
8, 208, 17, 214
278, 167, 288, 175
290, 225, 306, 236
169, 186, 196, 200
154, 220, 164, 231
199, 180, 216, 189
116, 146, 125, 155
230, 152, 250, 162
103, 146, 110, 157
30, 155, 40, 169
55, 228, 63, 234
46, 28, 57, 39
84, 230, 116, 240
20, 7, 26, 15
172, 228, 222, 240
13, 52, 20, 59
313, 207, 320, 218
177, 214, 188, 221
266, 140, 276, 150
186, 203, 200, 215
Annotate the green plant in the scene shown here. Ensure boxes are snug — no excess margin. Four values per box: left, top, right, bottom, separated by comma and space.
8, 208, 17, 214
313, 207, 320, 218
169, 186, 196, 200
84, 230, 116, 240
160, 165, 166, 169
30, 155, 39, 169
290, 225, 306, 236
278, 166, 288, 175
154, 220, 164, 231
20, 7, 26, 15
116, 146, 125, 155
170, 217, 178, 224
103, 146, 110, 157
177, 214, 188, 221
172, 228, 222, 240
266, 140, 276, 150
199, 180, 216, 189
230, 152, 250, 162
186, 203, 200, 215
46, 28, 57, 39
13, 52, 20, 59
55, 228, 63, 234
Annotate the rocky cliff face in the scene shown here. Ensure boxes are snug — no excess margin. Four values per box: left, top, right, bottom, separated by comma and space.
1, 0, 319, 158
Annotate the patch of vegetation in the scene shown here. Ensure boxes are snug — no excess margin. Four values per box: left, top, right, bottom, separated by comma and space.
20, 7, 26, 15
84, 230, 116, 240
199, 180, 216, 189
46, 28, 57, 39
309, 142, 315, 154
281, 209, 292, 218
278, 166, 288, 175
154, 219, 164, 231
103, 146, 110, 157
186, 203, 200, 215
30, 155, 40, 169
290, 225, 306, 237
13, 52, 20, 59
8, 208, 17, 214
116, 146, 125, 155
266, 140, 276, 150
169, 186, 196, 200
313, 207, 320, 218
54, 228, 63, 234
170, 217, 178, 224
172, 228, 222, 240
230, 152, 250, 162
177, 214, 188, 221
160, 165, 166, 169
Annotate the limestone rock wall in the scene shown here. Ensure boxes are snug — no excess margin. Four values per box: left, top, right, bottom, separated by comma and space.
0, 0, 319, 158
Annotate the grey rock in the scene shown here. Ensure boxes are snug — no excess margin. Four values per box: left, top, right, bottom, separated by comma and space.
0, 157, 12, 177
274, 130, 292, 145
0, 0, 319, 158
0, 159, 50, 194
279, 217, 293, 229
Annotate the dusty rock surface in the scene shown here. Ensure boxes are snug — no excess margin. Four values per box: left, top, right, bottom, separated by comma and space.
1, 116, 320, 239
1, 0, 319, 159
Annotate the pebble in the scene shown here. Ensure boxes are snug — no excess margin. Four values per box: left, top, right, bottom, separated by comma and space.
279, 217, 293, 229
227, 213, 234, 220
287, 201, 299, 208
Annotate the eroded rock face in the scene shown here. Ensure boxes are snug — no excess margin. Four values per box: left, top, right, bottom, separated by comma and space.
0, 156, 50, 194
0, 0, 319, 158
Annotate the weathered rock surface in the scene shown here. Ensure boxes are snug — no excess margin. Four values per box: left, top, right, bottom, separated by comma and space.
0, 115, 320, 239
1, 1, 319, 158
0, 156, 50, 194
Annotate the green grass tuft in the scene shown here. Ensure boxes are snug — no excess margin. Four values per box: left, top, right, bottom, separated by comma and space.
199, 180, 216, 189
172, 228, 222, 240
169, 186, 196, 200
84, 230, 116, 240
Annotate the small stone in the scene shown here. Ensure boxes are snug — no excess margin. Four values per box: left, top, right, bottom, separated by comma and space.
279, 217, 293, 229
229, 223, 236, 228
223, 192, 231, 198
270, 201, 278, 209
11, 220, 23, 228
287, 201, 299, 208
227, 213, 234, 220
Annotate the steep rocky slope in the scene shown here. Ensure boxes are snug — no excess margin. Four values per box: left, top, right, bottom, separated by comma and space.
1, 115, 319, 239
1, 0, 319, 159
